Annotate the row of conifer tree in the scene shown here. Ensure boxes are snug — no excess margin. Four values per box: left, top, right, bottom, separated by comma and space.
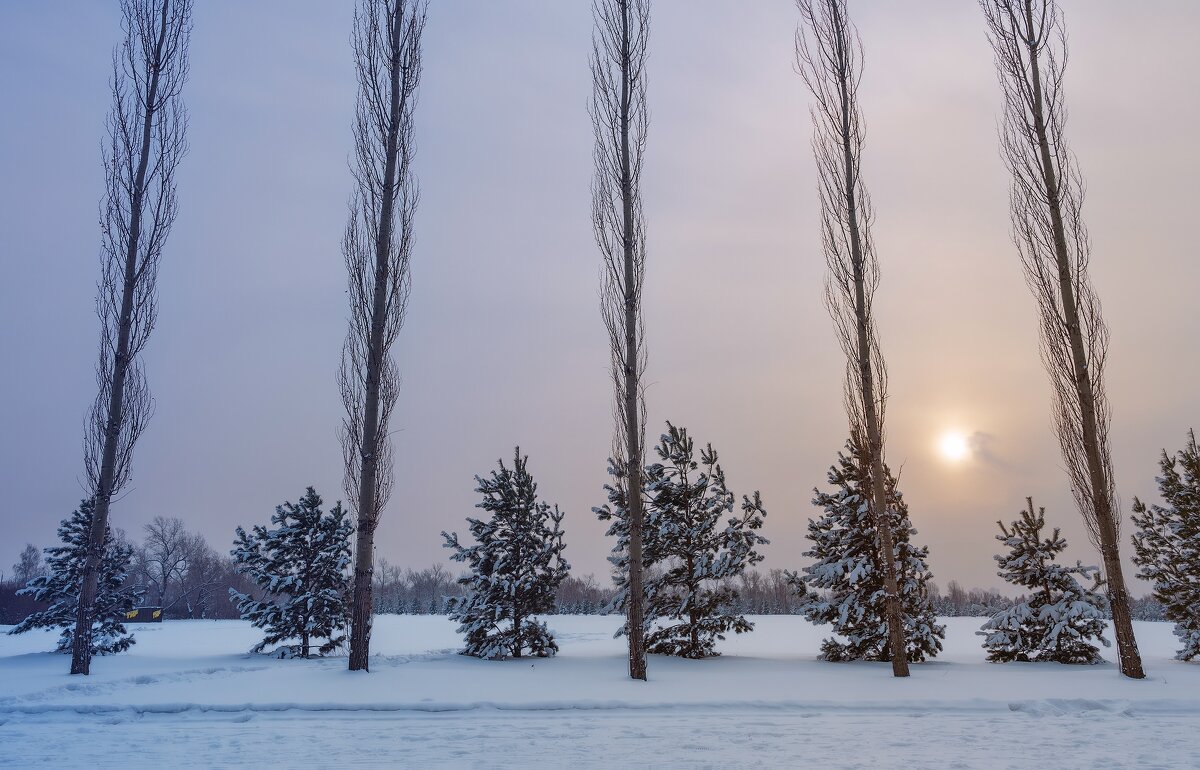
9, 427, 1197, 667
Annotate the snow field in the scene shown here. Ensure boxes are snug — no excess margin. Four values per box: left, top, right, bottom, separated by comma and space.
1, 615, 1198, 768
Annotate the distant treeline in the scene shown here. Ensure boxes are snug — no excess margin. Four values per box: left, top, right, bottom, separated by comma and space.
928, 580, 1165, 622
1, 534, 1166, 625
370, 560, 613, 616
362, 565, 1169, 621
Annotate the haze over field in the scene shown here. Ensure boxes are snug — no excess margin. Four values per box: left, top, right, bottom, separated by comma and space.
0, 0, 1196, 590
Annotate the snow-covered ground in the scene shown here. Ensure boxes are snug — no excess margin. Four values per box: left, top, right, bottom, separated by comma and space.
1, 616, 1197, 768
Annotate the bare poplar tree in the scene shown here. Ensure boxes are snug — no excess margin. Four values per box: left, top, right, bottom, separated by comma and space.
795, 0, 909, 677
590, 0, 651, 681
71, 0, 191, 676
980, 0, 1144, 678
133, 516, 217, 614
340, 0, 425, 673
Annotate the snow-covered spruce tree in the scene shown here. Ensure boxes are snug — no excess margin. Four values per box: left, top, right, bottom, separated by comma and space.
597, 470, 684, 644
1132, 431, 1200, 661
978, 497, 1110, 664
795, 437, 944, 662
9, 499, 141, 655
442, 449, 569, 659
594, 456, 642, 623
641, 423, 768, 658
597, 424, 769, 658
230, 487, 353, 658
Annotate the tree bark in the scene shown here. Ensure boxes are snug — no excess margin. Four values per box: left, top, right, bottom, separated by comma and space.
618, 0, 647, 682
844, 112, 909, 679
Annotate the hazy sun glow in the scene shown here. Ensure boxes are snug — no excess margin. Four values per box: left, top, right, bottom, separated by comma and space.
938, 431, 970, 463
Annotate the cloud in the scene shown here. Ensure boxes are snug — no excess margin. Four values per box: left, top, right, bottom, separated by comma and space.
967, 431, 1010, 469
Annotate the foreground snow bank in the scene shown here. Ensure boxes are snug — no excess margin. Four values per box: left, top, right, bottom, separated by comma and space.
2, 616, 1195, 714
1, 615, 1197, 768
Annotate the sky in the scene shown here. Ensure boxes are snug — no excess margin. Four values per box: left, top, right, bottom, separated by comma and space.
0, 1, 1196, 593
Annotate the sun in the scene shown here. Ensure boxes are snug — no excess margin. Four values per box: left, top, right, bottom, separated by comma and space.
938, 431, 970, 463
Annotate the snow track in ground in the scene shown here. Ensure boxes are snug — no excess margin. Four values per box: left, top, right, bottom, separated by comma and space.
2, 709, 1197, 769
1, 695, 1198, 717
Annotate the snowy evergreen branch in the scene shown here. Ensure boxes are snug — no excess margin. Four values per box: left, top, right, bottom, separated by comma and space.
1132, 431, 1200, 661
795, 437, 944, 662
9, 500, 142, 655
443, 449, 569, 659
597, 423, 769, 658
230, 488, 353, 658
978, 498, 1110, 664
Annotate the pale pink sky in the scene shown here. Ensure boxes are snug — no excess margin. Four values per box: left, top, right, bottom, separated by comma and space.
0, 1, 1196, 591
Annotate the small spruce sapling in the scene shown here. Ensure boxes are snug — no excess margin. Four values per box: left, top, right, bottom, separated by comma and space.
794, 437, 944, 662
443, 448, 569, 659
978, 497, 1110, 664
230, 487, 353, 658
9, 499, 142, 655
1132, 430, 1200, 661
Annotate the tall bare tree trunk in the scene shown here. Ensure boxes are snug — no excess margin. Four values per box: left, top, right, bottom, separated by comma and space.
71, 0, 191, 676
795, 0, 909, 677
980, 0, 1144, 679
591, 0, 651, 681
341, 0, 425, 673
